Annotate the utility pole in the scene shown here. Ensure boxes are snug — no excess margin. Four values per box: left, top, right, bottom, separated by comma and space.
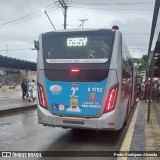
57, 0, 68, 29
77, 24, 81, 28
7, 44, 8, 57
78, 19, 88, 28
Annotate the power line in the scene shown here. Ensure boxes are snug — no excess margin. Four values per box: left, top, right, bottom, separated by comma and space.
0, 7, 60, 29
0, 2, 153, 29
0, 48, 34, 52
0, 4, 56, 26
70, 6, 153, 11
71, 2, 153, 6
0, 3, 60, 28
0, 42, 33, 47
112, 25, 151, 27
123, 33, 150, 34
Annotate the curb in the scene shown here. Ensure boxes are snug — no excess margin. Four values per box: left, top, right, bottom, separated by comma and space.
0, 104, 37, 115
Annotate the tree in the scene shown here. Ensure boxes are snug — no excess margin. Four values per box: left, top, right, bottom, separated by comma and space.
142, 55, 148, 63
133, 57, 147, 72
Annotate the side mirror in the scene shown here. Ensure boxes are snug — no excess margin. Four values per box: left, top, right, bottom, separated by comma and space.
34, 40, 39, 51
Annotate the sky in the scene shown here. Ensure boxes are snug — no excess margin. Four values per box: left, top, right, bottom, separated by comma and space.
0, 0, 156, 62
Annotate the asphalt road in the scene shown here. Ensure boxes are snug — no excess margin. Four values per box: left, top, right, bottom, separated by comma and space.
0, 108, 134, 160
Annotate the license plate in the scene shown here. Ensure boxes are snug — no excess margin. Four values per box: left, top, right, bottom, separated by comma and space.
63, 117, 84, 125
70, 98, 78, 106
63, 120, 84, 125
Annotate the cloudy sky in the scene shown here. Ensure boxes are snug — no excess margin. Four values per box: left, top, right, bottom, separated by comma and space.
0, 0, 155, 62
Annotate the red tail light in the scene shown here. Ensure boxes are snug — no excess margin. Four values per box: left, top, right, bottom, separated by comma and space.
38, 84, 48, 109
70, 68, 80, 73
104, 84, 119, 113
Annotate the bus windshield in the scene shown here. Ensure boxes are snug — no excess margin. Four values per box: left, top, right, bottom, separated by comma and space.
43, 34, 113, 64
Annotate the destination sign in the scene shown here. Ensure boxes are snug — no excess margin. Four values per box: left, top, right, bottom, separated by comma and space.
67, 37, 88, 47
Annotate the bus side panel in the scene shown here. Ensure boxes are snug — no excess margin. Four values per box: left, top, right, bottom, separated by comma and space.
120, 34, 134, 125
37, 35, 51, 125
103, 31, 128, 129
37, 34, 44, 70
106, 31, 133, 129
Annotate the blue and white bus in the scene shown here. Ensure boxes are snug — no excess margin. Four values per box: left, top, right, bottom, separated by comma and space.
35, 26, 135, 131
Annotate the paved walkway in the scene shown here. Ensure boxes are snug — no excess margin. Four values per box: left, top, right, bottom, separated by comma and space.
144, 100, 160, 160
0, 91, 36, 115
127, 100, 160, 160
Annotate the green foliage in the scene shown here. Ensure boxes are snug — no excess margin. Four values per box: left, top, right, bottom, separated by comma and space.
133, 55, 148, 72
142, 55, 148, 63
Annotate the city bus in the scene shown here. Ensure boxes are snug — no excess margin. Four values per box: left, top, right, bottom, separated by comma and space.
35, 26, 135, 131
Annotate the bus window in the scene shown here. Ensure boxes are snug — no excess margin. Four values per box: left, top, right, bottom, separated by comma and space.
43, 34, 112, 63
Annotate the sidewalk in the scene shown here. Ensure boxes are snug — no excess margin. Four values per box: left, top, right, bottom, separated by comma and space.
0, 85, 21, 94
0, 90, 37, 115
128, 100, 160, 160
144, 100, 160, 160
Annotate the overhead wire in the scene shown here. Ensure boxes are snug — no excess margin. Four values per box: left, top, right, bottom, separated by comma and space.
69, 1, 154, 11
123, 33, 150, 34
70, 6, 153, 11
3, 42, 34, 46
0, 48, 34, 52
0, 3, 60, 28
71, 2, 153, 6
0, 1, 154, 57
0, 7, 61, 29
0, 1, 153, 28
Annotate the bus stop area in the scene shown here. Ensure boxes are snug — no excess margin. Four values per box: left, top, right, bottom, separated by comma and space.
0, 87, 160, 159
0, 87, 36, 115
130, 100, 160, 158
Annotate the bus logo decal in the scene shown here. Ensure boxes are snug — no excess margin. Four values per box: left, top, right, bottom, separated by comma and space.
89, 93, 96, 101
50, 85, 62, 93
70, 87, 78, 97
70, 98, 78, 107
59, 104, 65, 111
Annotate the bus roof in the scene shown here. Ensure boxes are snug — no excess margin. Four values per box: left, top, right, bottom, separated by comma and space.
41, 28, 121, 37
